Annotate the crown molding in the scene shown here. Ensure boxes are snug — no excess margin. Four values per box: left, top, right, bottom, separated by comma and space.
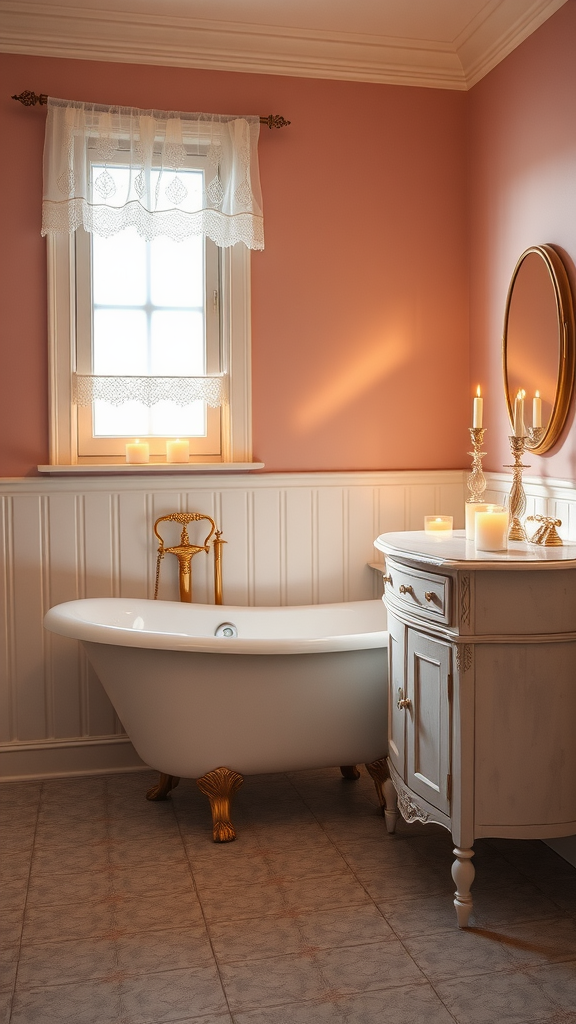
0, 0, 567, 90
457, 0, 568, 89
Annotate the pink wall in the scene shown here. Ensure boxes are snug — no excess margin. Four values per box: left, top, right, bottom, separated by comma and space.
468, 0, 576, 480
0, 53, 468, 477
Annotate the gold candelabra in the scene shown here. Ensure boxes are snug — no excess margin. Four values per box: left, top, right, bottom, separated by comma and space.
466, 427, 487, 504
505, 436, 530, 541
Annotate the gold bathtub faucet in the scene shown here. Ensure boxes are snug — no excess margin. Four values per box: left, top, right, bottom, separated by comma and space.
153, 512, 226, 604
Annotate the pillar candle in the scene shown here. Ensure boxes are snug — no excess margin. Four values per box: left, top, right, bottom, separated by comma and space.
473, 386, 483, 428
533, 391, 542, 428
475, 507, 508, 551
465, 502, 493, 541
166, 438, 190, 463
125, 440, 149, 464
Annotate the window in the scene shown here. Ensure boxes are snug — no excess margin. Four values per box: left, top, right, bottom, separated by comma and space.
48, 202, 253, 467
42, 98, 262, 469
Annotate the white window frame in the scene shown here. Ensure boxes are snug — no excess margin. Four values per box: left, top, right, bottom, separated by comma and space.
47, 232, 254, 467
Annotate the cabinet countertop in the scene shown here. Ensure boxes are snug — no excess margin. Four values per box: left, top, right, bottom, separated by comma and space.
374, 530, 576, 570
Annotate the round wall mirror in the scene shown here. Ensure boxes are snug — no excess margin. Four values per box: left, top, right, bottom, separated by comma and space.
503, 244, 575, 453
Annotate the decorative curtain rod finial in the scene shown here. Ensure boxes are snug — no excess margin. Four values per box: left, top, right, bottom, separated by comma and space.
260, 114, 290, 129
12, 91, 47, 106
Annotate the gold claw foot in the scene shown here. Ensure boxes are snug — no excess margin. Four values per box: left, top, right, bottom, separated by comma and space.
340, 765, 361, 780
146, 773, 180, 801
196, 767, 244, 842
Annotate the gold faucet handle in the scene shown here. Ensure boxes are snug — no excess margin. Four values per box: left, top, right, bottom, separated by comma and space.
526, 515, 563, 546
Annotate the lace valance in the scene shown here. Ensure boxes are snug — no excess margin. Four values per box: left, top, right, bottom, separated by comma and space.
42, 98, 264, 249
72, 374, 227, 408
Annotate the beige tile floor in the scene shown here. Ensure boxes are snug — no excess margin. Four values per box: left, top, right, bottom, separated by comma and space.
1, 767, 576, 1024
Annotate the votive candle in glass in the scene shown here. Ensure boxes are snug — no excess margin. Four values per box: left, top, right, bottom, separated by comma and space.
125, 440, 149, 464
475, 506, 508, 551
465, 501, 493, 541
166, 438, 190, 463
424, 515, 453, 536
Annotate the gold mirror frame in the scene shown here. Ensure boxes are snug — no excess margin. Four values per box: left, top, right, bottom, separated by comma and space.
503, 244, 575, 454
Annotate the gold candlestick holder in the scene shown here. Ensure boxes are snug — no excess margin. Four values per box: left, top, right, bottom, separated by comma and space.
466, 427, 487, 503
525, 426, 545, 449
505, 435, 530, 541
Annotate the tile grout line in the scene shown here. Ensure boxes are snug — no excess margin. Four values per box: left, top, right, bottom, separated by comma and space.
173, 790, 236, 1022
9, 782, 43, 1024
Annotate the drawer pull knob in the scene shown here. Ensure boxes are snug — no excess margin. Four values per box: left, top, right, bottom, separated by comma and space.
399, 584, 413, 595
382, 575, 392, 585
425, 592, 434, 602
397, 696, 412, 711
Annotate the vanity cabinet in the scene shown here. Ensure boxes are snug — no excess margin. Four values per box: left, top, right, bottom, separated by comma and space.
375, 531, 576, 927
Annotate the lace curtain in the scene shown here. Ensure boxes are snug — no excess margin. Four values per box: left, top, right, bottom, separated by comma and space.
41, 97, 264, 250
72, 374, 226, 408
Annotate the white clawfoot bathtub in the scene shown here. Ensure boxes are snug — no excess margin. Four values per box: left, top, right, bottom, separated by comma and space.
45, 597, 388, 775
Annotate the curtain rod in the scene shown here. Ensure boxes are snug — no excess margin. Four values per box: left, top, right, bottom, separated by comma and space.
12, 91, 290, 129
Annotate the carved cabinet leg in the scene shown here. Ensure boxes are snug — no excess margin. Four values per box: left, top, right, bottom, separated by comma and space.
197, 767, 244, 843
382, 776, 399, 834
340, 765, 361, 780
146, 773, 180, 801
452, 846, 475, 927
365, 757, 398, 833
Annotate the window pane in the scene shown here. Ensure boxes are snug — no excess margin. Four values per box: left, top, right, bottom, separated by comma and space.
150, 235, 204, 308
93, 400, 206, 438
92, 229, 146, 307
93, 310, 148, 374
93, 400, 150, 437
149, 401, 206, 437
150, 311, 204, 375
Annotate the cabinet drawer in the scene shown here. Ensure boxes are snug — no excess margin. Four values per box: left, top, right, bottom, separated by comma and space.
385, 564, 451, 625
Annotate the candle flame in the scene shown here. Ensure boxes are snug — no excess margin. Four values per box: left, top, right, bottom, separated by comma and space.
135, 439, 140, 444
476, 385, 481, 397
535, 390, 540, 398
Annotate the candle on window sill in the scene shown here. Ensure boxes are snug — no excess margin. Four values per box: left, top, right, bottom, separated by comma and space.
424, 515, 453, 536
475, 506, 508, 551
533, 391, 542, 428
125, 440, 149, 464
473, 385, 483, 428
166, 438, 190, 463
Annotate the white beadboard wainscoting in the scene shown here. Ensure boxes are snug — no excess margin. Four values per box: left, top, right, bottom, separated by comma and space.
0, 469, 467, 781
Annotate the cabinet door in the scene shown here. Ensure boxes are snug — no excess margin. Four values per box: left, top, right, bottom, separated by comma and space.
387, 613, 406, 779
406, 630, 451, 816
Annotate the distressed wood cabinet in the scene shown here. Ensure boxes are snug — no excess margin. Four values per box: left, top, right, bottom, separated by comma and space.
374, 530, 576, 927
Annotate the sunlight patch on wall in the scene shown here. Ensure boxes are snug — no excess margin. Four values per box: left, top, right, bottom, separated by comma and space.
294, 335, 411, 432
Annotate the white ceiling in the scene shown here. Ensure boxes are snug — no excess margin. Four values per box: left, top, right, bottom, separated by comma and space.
0, 0, 568, 90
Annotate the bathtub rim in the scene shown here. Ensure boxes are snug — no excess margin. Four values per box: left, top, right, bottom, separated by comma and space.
44, 597, 388, 656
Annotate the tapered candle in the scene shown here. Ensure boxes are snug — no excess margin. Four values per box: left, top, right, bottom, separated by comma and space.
473, 385, 483, 428
125, 440, 149, 464
166, 438, 190, 463
513, 390, 525, 437
533, 391, 542, 428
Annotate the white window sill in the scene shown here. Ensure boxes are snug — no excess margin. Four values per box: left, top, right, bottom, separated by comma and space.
38, 462, 265, 475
